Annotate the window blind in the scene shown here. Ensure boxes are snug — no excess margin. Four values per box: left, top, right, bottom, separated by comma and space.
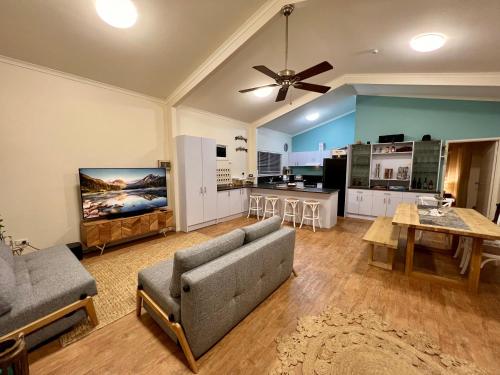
258, 151, 282, 175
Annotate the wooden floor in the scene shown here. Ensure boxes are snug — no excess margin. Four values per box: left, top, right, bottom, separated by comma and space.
29, 217, 500, 374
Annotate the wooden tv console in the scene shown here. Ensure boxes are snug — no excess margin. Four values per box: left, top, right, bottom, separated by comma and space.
81, 209, 174, 255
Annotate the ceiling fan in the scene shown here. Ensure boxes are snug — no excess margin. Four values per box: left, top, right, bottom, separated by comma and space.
239, 4, 333, 102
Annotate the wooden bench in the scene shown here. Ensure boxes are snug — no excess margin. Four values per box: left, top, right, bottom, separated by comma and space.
362, 217, 400, 270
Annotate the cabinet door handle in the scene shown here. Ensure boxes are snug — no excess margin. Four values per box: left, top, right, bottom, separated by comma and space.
388, 198, 391, 204
360, 196, 363, 201
200, 187, 203, 194
204, 187, 207, 194
383, 198, 386, 204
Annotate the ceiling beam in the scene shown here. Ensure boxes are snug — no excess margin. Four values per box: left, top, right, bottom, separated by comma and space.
165, 0, 308, 107
251, 72, 500, 127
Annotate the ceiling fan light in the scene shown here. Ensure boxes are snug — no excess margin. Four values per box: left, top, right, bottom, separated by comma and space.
254, 87, 273, 97
410, 33, 447, 52
306, 112, 319, 122
96, 0, 138, 29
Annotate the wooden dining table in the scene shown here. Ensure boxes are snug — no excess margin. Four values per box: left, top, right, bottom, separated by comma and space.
392, 203, 500, 293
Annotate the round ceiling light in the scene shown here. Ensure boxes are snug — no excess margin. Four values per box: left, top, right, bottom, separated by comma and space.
253, 87, 273, 98
306, 112, 319, 122
96, 0, 138, 29
410, 33, 447, 52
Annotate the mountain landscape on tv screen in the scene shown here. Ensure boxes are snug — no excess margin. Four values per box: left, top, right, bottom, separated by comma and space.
80, 169, 167, 219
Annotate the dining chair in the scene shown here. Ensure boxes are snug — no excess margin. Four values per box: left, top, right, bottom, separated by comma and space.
455, 214, 500, 273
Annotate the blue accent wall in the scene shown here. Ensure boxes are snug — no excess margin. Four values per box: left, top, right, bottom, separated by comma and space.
355, 95, 500, 143
292, 112, 356, 152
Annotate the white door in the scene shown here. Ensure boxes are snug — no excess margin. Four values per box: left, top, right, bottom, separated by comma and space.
371, 192, 388, 217
347, 189, 360, 214
202, 138, 217, 221
476, 141, 498, 218
183, 136, 205, 226
241, 188, 249, 213
217, 191, 230, 219
358, 191, 373, 216
385, 193, 403, 217
230, 189, 242, 215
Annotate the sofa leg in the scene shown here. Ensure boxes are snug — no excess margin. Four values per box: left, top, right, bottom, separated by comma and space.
85, 297, 99, 327
136, 289, 143, 317
172, 323, 199, 374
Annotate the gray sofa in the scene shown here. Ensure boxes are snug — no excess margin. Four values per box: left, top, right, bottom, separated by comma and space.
0, 241, 98, 349
137, 216, 295, 373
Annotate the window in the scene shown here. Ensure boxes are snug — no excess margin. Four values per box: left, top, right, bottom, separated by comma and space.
258, 151, 282, 175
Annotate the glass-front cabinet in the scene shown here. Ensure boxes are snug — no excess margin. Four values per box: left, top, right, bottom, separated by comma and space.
411, 141, 442, 192
349, 144, 371, 187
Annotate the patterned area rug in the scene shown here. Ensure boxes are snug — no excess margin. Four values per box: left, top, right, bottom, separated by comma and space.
59, 232, 211, 346
272, 307, 486, 375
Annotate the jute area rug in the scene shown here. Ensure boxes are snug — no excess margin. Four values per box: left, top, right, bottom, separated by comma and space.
60, 232, 211, 346
271, 307, 486, 375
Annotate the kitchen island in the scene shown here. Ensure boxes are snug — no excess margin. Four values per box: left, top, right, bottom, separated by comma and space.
250, 185, 339, 228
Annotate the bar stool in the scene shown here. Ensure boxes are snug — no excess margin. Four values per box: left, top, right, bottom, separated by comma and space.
262, 195, 280, 220
247, 194, 263, 219
300, 200, 321, 232
281, 198, 300, 227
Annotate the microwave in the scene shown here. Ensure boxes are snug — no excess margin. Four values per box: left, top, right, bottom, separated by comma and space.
216, 144, 227, 159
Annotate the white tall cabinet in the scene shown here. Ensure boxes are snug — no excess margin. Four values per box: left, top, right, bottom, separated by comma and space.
176, 135, 217, 231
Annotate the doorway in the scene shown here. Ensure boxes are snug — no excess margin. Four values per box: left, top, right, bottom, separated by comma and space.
443, 139, 500, 219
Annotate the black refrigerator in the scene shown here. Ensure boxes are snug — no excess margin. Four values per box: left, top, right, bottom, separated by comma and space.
322, 157, 347, 216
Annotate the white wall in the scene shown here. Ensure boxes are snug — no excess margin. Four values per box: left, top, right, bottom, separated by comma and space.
0, 59, 166, 248
176, 106, 249, 177
256, 127, 292, 171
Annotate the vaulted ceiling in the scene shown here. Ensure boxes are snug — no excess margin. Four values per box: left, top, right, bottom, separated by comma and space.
1, 0, 500, 125
0, 0, 266, 98
182, 0, 500, 123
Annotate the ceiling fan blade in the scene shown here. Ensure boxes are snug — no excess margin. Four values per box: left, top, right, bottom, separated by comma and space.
293, 82, 331, 94
253, 65, 281, 81
276, 86, 289, 102
294, 61, 333, 81
238, 84, 279, 93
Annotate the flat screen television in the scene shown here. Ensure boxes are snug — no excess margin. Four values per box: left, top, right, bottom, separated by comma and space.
79, 168, 167, 220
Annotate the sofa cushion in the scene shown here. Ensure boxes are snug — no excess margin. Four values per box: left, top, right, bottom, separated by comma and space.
0, 257, 16, 316
0, 245, 97, 337
0, 240, 14, 269
241, 215, 281, 244
138, 259, 181, 323
169, 229, 245, 298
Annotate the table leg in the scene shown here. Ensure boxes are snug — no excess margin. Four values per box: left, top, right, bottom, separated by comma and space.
405, 227, 416, 276
451, 234, 459, 252
468, 237, 483, 293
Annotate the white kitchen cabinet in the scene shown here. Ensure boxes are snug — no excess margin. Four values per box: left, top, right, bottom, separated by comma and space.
358, 191, 373, 216
217, 188, 250, 220
288, 151, 329, 167
176, 135, 217, 231
230, 189, 242, 215
241, 188, 249, 213
402, 192, 436, 205
217, 191, 230, 219
385, 193, 403, 217
347, 189, 373, 216
372, 191, 403, 217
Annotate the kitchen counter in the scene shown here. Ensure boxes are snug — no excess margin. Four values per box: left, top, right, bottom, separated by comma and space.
250, 186, 339, 228
348, 186, 440, 194
217, 184, 338, 194
253, 184, 338, 194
